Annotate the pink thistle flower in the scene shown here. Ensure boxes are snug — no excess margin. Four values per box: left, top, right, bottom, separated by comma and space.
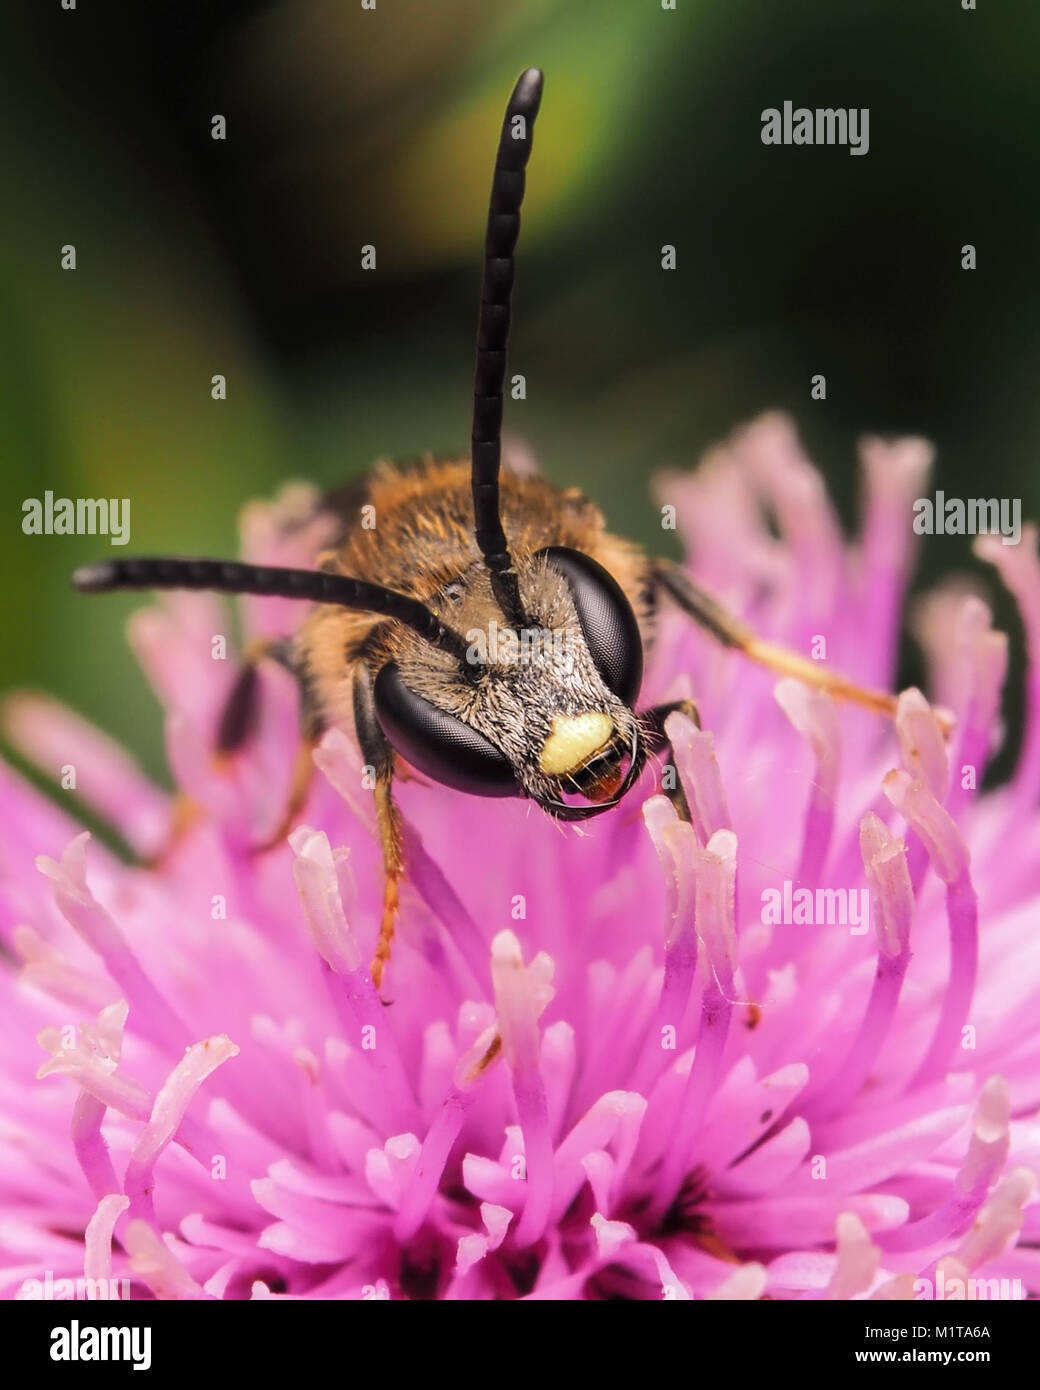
2, 415, 1039, 1301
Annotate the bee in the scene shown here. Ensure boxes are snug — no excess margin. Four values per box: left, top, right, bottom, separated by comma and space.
74, 68, 897, 990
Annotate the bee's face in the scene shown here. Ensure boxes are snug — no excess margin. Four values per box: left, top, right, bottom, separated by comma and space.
373, 548, 646, 818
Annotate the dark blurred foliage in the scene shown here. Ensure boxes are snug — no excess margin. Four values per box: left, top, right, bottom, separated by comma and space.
2, 0, 1037, 780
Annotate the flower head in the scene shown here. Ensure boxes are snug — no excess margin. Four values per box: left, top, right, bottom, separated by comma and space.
2, 414, 1038, 1300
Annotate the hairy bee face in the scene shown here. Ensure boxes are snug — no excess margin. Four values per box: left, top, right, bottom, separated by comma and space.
373, 549, 646, 817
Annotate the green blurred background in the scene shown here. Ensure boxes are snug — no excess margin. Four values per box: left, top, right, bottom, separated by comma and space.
2, 0, 1038, 784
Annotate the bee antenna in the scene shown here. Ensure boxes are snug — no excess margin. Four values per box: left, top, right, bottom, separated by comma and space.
471, 66, 543, 628
72, 558, 472, 662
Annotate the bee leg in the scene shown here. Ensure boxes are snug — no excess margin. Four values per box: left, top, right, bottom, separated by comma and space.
213, 638, 324, 853
244, 641, 325, 852
353, 665, 403, 995
143, 793, 203, 869
144, 639, 298, 866
250, 733, 322, 852
638, 698, 701, 821
216, 638, 298, 761
653, 560, 900, 719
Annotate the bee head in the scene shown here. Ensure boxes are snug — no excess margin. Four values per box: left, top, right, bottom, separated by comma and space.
372, 546, 646, 819
368, 68, 648, 818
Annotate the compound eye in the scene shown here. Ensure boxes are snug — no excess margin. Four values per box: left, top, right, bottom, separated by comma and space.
373, 662, 519, 797
536, 546, 643, 705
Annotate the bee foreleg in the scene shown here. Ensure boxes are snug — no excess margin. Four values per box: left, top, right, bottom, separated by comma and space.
637, 698, 700, 821
216, 637, 297, 760
252, 734, 322, 852
353, 665, 404, 995
652, 559, 899, 718
228, 639, 322, 852
148, 638, 306, 865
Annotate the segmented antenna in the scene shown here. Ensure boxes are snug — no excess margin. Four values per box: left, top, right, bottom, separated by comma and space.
471, 66, 543, 627
72, 558, 471, 661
